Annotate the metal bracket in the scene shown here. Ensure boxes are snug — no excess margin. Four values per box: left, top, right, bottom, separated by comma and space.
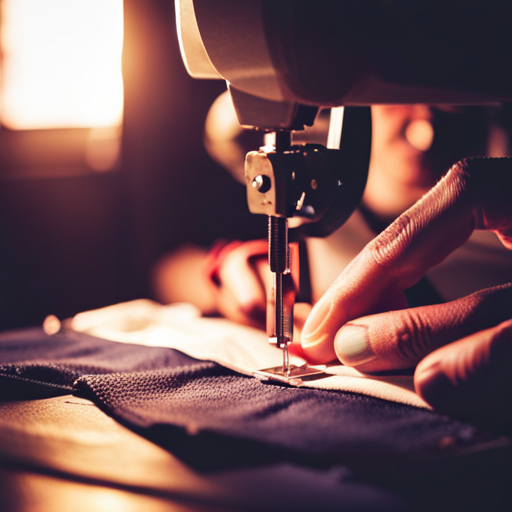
253, 364, 329, 386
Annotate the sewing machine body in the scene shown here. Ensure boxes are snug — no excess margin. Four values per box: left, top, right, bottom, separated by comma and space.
176, 0, 512, 363
177, 0, 512, 130
177, 0, 512, 235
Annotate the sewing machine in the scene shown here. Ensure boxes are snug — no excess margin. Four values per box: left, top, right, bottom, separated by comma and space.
2, 5, 512, 511
175, 0, 512, 375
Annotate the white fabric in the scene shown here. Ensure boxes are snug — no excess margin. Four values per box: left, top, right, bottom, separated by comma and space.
70, 299, 428, 409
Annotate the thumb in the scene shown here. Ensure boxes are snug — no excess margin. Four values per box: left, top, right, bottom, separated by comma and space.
333, 284, 512, 372
415, 319, 512, 429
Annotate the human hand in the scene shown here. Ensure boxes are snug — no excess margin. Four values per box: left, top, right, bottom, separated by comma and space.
205, 239, 270, 329
206, 239, 311, 355
301, 158, 512, 426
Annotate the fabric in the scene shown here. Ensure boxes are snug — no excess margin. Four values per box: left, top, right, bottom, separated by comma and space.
0, 325, 493, 474
0, 326, 199, 400
69, 299, 426, 408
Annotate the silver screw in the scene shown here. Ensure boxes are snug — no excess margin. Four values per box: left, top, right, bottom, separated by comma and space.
252, 175, 271, 193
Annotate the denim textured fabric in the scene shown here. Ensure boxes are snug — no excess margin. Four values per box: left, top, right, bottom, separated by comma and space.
0, 327, 498, 474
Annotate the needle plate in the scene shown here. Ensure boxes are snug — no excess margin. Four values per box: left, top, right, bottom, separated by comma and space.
254, 364, 329, 386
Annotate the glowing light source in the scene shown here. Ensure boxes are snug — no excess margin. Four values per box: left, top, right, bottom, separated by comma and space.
1, 0, 124, 130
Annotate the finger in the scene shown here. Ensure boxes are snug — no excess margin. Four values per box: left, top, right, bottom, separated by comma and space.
289, 303, 313, 359
333, 284, 512, 372
254, 256, 273, 297
302, 158, 512, 362
415, 319, 512, 429
217, 240, 269, 325
216, 286, 265, 328
217, 240, 269, 326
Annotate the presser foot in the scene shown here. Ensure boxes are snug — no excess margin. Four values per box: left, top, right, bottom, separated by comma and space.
253, 364, 329, 386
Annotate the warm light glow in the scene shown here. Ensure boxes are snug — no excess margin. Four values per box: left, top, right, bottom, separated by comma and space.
1, 0, 124, 130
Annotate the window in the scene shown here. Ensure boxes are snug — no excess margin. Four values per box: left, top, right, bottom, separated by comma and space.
0, 0, 124, 175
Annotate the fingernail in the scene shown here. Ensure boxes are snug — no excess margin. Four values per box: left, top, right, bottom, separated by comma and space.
301, 299, 331, 346
334, 324, 376, 366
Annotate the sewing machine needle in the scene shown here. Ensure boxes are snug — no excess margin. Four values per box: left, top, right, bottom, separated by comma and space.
268, 215, 294, 375
282, 343, 290, 375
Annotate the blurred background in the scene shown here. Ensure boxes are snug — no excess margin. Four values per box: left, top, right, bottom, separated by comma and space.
0, 0, 265, 330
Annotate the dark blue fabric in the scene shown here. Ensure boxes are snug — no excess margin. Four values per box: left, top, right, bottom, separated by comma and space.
0, 327, 499, 473
0, 327, 201, 400
0, 327, 199, 373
